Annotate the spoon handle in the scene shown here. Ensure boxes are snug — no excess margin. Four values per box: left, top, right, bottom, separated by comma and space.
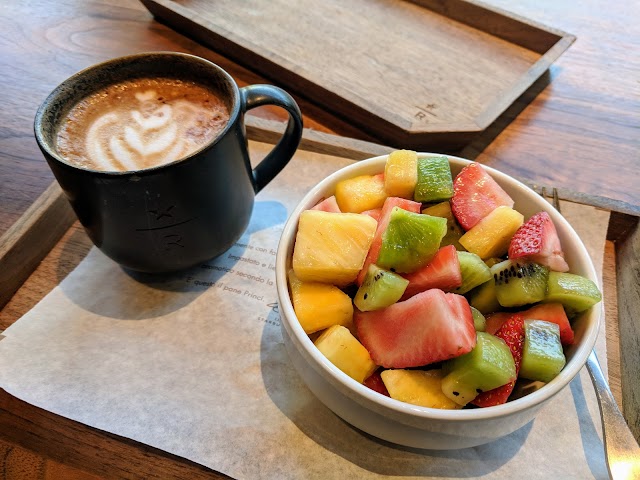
585, 350, 640, 480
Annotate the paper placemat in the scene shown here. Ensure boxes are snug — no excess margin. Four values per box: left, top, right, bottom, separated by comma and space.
0, 143, 611, 479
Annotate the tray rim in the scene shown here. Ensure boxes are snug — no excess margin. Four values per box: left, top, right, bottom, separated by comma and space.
139, 0, 576, 147
1, 124, 638, 478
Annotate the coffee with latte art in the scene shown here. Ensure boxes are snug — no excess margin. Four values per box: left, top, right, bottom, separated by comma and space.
56, 77, 229, 171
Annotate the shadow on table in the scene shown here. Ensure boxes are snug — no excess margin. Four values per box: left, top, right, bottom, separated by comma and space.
259, 314, 530, 478
56, 200, 286, 320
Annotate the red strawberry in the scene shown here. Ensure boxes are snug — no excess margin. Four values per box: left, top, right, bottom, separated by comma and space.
400, 245, 462, 300
472, 314, 525, 407
451, 162, 514, 231
356, 197, 421, 285
361, 208, 382, 222
363, 370, 390, 397
310, 195, 342, 213
355, 289, 476, 368
508, 211, 569, 272
521, 302, 574, 345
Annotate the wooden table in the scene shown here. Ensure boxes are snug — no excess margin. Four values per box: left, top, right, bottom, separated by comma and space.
1, 0, 638, 478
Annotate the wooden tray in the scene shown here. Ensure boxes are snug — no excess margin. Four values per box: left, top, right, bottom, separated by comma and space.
140, 0, 575, 150
1, 127, 638, 479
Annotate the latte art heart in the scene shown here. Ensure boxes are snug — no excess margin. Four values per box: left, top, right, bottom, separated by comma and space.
56, 79, 230, 172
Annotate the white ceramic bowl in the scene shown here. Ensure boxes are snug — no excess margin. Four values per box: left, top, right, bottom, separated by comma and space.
275, 153, 601, 450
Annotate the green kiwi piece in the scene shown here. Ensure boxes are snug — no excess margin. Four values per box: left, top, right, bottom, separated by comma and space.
354, 264, 409, 311
441, 332, 516, 406
468, 279, 501, 314
490, 259, 549, 308
414, 156, 453, 203
520, 320, 566, 383
470, 306, 486, 332
544, 272, 602, 315
377, 207, 447, 273
421, 201, 464, 250
454, 251, 492, 294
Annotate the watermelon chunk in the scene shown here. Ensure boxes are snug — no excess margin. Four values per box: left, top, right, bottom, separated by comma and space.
355, 289, 476, 368
356, 197, 421, 285
311, 195, 342, 213
485, 311, 512, 335
509, 211, 570, 272
400, 245, 462, 300
451, 163, 514, 231
521, 302, 574, 345
361, 208, 382, 222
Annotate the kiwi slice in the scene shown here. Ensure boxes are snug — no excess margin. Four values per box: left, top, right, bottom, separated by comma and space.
421, 201, 464, 250
490, 259, 549, 308
520, 320, 566, 383
470, 306, 486, 332
441, 332, 516, 406
414, 156, 453, 203
454, 251, 492, 294
377, 207, 447, 273
544, 272, 602, 315
468, 279, 501, 314
354, 264, 409, 311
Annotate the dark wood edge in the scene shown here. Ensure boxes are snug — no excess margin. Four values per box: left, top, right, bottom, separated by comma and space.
612, 218, 640, 440
0, 392, 230, 479
0, 182, 76, 311
409, 0, 571, 53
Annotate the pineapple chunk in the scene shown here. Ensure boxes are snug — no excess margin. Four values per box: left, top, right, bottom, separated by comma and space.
459, 206, 524, 259
384, 150, 418, 198
380, 369, 462, 409
335, 173, 387, 213
422, 201, 464, 250
314, 325, 377, 383
292, 210, 377, 286
288, 269, 353, 334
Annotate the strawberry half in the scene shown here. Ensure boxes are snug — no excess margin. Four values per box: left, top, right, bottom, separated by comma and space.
451, 162, 514, 231
400, 245, 462, 300
508, 211, 569, 272
355, 289, 476, 368
472, 313, 525, 407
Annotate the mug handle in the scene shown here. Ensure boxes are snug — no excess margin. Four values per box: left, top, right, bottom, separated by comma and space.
240, 85, 304, 193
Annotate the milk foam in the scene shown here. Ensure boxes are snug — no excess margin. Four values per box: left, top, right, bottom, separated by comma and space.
84, 89, 216, 171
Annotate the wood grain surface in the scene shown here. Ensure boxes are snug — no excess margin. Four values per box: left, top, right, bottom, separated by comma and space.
0, 0, 639, 478
140, 0, 574, 148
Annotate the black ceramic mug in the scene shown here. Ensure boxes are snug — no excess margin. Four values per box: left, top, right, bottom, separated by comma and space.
34, 52, 303, 273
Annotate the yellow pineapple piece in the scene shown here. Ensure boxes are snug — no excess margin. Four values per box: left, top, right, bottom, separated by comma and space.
288, 269, 353, 334
292, 210, 377, 286
335, 173, 387, 213
314, 325, 377, 383
459, 206, 524, 259
422, 201, 464, 250
384, 150, 418, 198
381, 369, 462, 409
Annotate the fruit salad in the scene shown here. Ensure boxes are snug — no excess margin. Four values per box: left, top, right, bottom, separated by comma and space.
288, 150, 602, 409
